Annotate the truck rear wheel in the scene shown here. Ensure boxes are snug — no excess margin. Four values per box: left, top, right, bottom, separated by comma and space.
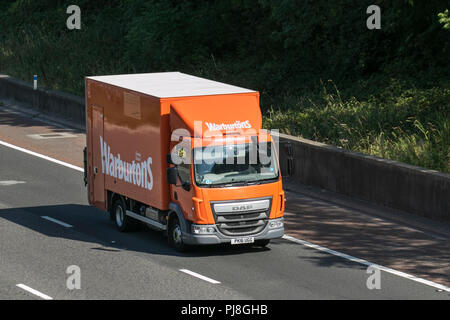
168, 216, 189, 252
112, 198, 136, 232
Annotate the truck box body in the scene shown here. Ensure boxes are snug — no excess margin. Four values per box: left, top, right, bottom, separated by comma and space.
85, 72, 284, 249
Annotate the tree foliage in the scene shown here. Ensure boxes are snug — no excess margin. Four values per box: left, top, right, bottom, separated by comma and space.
0, 0, 448, 171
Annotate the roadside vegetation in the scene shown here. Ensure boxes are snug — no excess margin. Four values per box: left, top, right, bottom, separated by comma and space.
0, 0, 448, 172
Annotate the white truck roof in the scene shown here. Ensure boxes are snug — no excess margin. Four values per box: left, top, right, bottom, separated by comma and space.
86, 72, 256, 98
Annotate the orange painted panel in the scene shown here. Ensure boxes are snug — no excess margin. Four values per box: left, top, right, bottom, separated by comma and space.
86, 75, 284, 225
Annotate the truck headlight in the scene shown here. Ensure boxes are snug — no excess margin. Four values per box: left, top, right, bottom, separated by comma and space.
268, 219, 284, 229
192, 225, 216, 234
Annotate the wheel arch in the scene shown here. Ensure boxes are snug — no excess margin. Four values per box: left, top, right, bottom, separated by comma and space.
168, 202, 189, 233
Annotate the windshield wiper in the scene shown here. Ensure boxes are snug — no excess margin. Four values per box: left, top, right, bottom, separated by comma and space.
209, 179, 267, 188
212, 181, 246, 188
199, 176, 278, 188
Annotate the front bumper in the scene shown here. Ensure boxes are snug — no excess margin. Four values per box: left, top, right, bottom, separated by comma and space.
182, 218, 285, 245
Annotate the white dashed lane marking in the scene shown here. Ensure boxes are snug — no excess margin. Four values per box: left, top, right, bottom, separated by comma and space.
179, 269, 221, 284
0, 180, 26, 186
41, 216, 73, 228
16, 284, 53, 300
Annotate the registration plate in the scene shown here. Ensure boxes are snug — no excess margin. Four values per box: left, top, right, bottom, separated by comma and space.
231, 237, 255, 245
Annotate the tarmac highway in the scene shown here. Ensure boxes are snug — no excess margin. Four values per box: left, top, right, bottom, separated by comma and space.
0, 105, 449, 300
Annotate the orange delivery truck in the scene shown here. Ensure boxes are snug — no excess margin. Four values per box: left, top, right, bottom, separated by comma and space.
83, 72, 285, 251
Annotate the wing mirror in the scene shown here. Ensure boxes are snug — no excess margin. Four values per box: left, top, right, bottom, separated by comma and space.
166, 153, 174, 165
181, 181, 191, 192
166, 167, 178, 185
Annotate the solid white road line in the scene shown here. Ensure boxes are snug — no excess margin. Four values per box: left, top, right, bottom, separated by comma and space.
179, 269, 221, 284
0, 139, 84, 172
282, 234, 450, 293
0, 201, 9, 209
41, 216, 73, 228
27, 133, 78, 140
16, 284, 53, 300
2, 137, 449, 293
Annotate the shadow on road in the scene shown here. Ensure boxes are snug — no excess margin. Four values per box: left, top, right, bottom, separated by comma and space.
282, 193, 450, 287
1, 200, 448, 289
0, 204, 271, 259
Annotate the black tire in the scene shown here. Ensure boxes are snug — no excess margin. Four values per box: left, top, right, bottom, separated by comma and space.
168, 216, 189, 252
255, 239, 270, 248
112, 198, 136, 232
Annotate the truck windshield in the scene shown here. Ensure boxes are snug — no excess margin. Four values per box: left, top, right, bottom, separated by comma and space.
193, 142, 279, 187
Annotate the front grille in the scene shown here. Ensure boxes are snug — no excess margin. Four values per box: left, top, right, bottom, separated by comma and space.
212, 198, 271, 236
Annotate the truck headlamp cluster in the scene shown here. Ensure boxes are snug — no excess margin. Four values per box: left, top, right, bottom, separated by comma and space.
192, 225, 216, 234
268, 219, 284, 229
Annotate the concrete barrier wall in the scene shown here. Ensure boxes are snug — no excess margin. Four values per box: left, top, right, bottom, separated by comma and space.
1, 74, 448, 220
0, 75, 85, 128
277, 133, 450, 221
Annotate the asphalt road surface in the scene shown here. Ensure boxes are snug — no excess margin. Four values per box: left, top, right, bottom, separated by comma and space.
1, 145, 449, 300
0, 105, 448, 299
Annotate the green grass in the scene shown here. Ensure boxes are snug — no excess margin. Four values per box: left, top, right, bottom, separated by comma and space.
264, 77, 450, 173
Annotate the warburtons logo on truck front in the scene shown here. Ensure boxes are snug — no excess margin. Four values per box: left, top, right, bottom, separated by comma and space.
100, 136, 153, 190
205, 120, 251, 131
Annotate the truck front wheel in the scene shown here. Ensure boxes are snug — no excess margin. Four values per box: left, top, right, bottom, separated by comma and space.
168, 216, 188, 252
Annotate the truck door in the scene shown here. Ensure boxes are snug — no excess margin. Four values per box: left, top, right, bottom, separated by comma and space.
91, 105, 106, 210
170, 141, 194, 222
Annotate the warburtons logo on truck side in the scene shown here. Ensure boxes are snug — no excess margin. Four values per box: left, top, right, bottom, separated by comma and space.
100, 136, 153, 190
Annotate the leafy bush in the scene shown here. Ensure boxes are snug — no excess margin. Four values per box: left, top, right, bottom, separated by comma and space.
0, 0, 448, 172
264, 79, 450, 172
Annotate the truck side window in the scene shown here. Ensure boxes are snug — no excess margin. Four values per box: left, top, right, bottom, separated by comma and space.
177, 163, 191, 185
